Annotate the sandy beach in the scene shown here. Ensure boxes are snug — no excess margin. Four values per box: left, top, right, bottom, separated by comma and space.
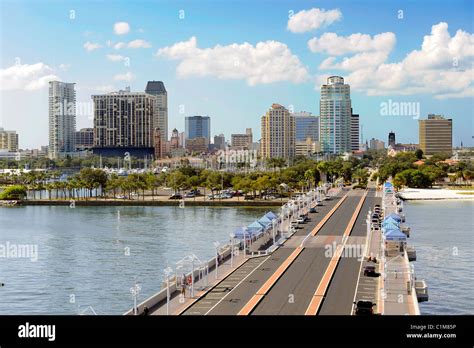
398, 187, 474, 200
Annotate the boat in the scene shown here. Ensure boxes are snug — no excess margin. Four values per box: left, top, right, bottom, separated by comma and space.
415, 279, 429, 302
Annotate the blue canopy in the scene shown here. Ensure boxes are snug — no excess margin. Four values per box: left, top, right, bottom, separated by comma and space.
385, 229, 407, 241
382, 224, 400, 233
384, 182, 393, 187
257, 216, 272, 229
382, 217, 400, 226
247, 221, 264, 235
233, 227, 253, 239
264, 211, 278, 220
386, 213, 402, 222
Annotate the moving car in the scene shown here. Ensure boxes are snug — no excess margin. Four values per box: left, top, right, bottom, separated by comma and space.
353, 300, 376, 315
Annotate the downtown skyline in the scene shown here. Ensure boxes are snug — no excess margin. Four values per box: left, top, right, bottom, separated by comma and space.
0, 0, 473, 149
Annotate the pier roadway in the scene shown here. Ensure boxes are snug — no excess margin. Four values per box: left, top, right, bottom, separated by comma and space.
248, 191, 366, 315
318, 188, 380, 315
180, 189, 347, 315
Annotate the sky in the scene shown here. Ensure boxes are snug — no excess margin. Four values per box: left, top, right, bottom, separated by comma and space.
0, 0, 473, 149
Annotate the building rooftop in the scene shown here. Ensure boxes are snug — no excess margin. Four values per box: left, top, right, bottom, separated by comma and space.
145, 81, 166, 95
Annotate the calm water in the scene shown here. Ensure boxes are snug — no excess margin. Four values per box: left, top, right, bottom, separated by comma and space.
0, 205, 269, 314
1, 201, 472, 315
404, 200, 474, 315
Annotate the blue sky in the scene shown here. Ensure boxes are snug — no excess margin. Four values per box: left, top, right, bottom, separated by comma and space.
1, 0, 473, 149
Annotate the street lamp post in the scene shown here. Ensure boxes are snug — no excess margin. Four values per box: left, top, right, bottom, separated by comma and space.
213, 241, 220, 280
130, 279, 141, 315
164, 266, 173, 315
229, 233, 235, 268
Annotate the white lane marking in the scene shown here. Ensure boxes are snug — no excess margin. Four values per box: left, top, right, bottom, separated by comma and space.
204, 257, 270, 315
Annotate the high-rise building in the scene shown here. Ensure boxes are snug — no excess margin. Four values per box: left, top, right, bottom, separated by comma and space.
388, 131, 396, 148
350, 110, 359, 151
92, 87, 157, 157
75, 128, 94, 151
185, 116, 211, 147
213, 134, 226, 150
145, 81, 168, 142
294, 112, 319, 142
260, 103, 295, 159
231, 128, 253, 149
0, 128, 19, 152
320, 76, 352, 154
419, 115, 453, 155
369, 138, 385, 150
48, 81, 76, 159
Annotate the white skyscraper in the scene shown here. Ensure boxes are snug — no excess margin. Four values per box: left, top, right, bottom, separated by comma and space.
320, 76, 352, 154
48, 81, 76, 159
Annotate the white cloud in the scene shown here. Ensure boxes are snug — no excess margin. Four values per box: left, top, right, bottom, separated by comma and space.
127, 39, 151, 48
114, 42, 126, 50
156, 36, 309, 85
114, 22, 130, 35
287, 8, 342, 33
316, 22, 474, 99
114, 72, 135, 81
59, 63, 71, 71
83, 41, 102, 51
0, 63, 59, 91
107, 54, 127, 62
308, 32, 396, 56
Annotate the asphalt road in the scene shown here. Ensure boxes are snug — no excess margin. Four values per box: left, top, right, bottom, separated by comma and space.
251, 192, 364, 315
184, 190, 347, 315
318, 189, 379, 315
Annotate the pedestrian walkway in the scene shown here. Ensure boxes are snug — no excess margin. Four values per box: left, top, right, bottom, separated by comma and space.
150, 250, 250, 315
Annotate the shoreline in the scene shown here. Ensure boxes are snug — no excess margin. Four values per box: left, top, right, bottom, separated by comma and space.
8, 199, 286, 207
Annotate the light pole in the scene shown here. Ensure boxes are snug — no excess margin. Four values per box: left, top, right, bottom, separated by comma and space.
213, 241, 220, 280
229, 233, 235, 268
130, 279, 141, 315
164, 266, 173, 315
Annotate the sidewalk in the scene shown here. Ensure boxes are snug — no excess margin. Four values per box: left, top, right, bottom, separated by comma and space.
150, 251, 249, 315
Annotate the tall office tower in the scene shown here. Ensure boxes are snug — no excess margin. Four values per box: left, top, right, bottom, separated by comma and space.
145, 81, 168, 142
231, 128, 253, 150
214, 134, 226, 150
48, 81, 76, 159
92, 88, 156, 157
419, 114, 453, 155
185, 116, 211, 147
75, 128, 94, 151
170, 128, 180, 149
320, 76, 352, 154
0, 128, 19, 152
294, 112, 319, 142
260, 103, 295, 159
388, 131, 396, 148
350, 110, 359, 151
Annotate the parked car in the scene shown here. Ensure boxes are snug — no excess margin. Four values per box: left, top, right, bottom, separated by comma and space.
244, 195, 254, 200
316, 200, 323, 206
169, 193, 183, 200
184, 192, 195, 198
309, 207, 317, 213
296, 217, 306, 224
354, 301, 376, 315
363, 265, 379, 277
